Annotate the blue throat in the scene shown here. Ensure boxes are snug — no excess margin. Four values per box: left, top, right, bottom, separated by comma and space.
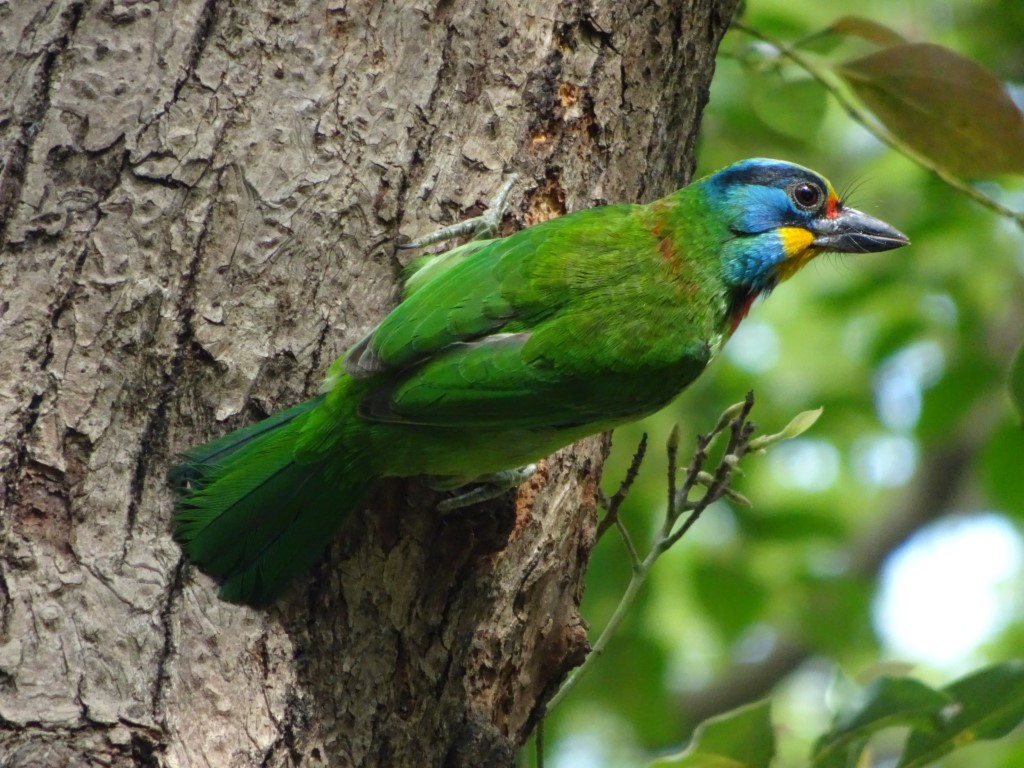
720, 231, 786, 295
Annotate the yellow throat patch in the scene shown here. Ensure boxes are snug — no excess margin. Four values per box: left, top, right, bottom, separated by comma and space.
775, 226, 821, 283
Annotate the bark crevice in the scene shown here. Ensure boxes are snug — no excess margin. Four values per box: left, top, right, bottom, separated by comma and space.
0, 0, 85, 247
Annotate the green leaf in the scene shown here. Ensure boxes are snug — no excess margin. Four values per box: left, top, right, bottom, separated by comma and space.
1010, 343, 1024, 425
836, 43, 1024, 177
737, 507, 846, 542
752, 78, 828, 140
656, 758, 745, 768
978, 419, 1024, 518
653, 700, 774, 768
918, 356, 1001, 443
748, 407, 823, 450
827, 16, 907, 47
812, 677, 952, 768
800, 577, 875, 655
691, 556, 767, 641
780, 407, 824, 439
898, 661, 1024, 767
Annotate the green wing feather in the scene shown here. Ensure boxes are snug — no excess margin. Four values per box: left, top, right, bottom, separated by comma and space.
346, 205, 645, 375
350, 202, 718, 430
363, 312, 710, 430
401, 239, 496, 298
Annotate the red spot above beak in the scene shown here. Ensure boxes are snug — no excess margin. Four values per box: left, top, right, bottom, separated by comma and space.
826, 195, 840, 219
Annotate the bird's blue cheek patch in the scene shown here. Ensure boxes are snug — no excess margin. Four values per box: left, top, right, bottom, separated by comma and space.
729, 186, 794, 234
722, 231, 786, 291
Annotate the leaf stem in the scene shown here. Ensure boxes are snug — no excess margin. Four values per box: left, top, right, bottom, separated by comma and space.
615, 517, 642, 570
545, 560, 648, 712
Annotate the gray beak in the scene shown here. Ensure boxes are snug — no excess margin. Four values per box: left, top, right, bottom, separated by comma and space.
810, 206, 910, 253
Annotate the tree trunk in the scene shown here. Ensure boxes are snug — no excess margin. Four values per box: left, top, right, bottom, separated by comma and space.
0, 1, 736, 765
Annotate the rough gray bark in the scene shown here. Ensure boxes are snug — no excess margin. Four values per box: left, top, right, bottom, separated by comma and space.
0, 1, 736, 765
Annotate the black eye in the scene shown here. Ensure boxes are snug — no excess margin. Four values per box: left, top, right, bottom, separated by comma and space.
792, 182, 823, 210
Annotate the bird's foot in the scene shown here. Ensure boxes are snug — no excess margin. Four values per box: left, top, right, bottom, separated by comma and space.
399, 174, 519, 250
433, 463, 537, 512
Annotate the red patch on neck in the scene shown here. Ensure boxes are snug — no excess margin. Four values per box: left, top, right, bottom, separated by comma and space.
657, 236, 681, 275
730, 292, 757, 333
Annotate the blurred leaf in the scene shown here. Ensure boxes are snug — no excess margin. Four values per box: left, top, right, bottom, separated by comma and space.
654, 757, 744, 768
812, 676, 950, 768
653, 700, 774, 768
781, 407, 825, 439
978, 420, 1024, 518
836, 43, 1024, 177
748, 407, 823, 450
866, 317, 932, 365
737, 507, 846, 542
827, 16, 907, 47
801, 576, 876, 655
752, 77, 828, 139
692, 556, 767, 641
853, 661, 919, 686
918, 356, 1001, 443
898, 662, 1024, 767
584, 629, 677, 745
1010, 343, 1024, 425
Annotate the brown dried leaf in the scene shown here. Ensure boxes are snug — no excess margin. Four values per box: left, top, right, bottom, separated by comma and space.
837, 43, 1024, 177
828, 16, 906, 47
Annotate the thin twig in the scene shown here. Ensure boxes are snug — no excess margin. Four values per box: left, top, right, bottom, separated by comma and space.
665, 393, 755, 549
666, 424, 680, 520
545, 565, 647, 712
596, 432, 648, 541
615, 517, 642, 570
672, 432, 710, 523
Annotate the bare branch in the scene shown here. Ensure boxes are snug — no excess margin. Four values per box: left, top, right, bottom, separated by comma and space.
596, 432, 648, 541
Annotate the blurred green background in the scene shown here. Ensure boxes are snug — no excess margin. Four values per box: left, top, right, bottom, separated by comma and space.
540, 0, 1024, 765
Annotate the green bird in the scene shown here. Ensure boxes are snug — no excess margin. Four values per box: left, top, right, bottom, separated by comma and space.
171, 158, 908, 606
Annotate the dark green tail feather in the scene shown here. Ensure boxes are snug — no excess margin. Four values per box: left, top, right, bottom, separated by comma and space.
169, 398, 321, 491
171, 396, 374, 606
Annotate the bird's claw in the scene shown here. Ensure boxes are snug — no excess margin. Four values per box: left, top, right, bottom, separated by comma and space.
399, 174, 519, 250
433, 463, 537, 512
